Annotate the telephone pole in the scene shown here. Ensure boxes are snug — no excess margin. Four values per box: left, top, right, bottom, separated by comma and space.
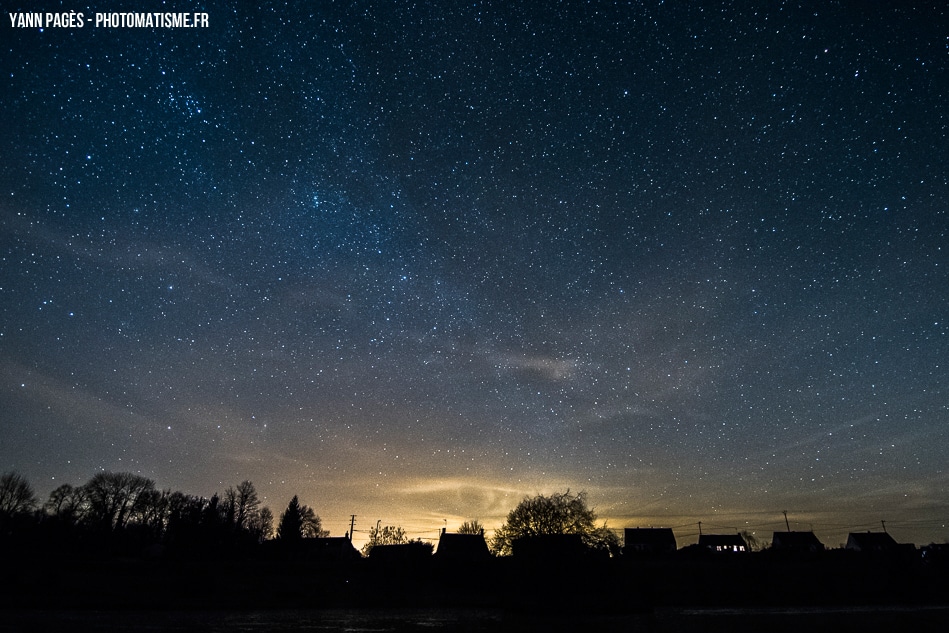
782, 510, 790, 531
349, 515, 356, 541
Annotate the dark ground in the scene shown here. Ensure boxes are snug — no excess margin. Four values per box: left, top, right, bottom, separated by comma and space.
3, 545, 949, 632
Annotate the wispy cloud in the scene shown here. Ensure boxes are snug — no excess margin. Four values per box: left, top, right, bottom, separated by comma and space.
491, 352, 579, 382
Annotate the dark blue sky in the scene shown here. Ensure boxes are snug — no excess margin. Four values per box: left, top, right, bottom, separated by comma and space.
1, 1, 946, 547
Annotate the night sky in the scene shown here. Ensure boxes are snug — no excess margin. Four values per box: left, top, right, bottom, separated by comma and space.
1, 1, 946, 549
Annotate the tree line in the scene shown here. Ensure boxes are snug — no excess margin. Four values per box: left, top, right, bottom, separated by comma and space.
0, 470, 332, 557
1, 470, 621, 558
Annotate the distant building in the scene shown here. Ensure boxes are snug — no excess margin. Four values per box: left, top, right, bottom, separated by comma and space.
846, 531, 899, 553
698, 533, 748, 553
771, 531, 825, 553
435, 528, 491, 562
624, 528, 677, 555
921, 543, 949, 563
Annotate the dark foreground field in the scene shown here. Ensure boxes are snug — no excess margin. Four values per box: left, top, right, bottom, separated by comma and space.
3, 550, 948, 631
3, 606, 949, 633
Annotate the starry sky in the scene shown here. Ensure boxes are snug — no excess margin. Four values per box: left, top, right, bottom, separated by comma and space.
1, 1, 946, 549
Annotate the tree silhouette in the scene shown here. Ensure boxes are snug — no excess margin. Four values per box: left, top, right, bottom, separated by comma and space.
0, 471, 39, 538
458, 520, 485, 535
223, 480, 261, 531
277, 495, 327, 541
407, 538, 435, 555
82, 472, 156, 532
0, 471, 38, 517
277, 497, 303, 541
45, 483, 88, 526
361, 523, 406, 556
163, 491, 233, 554
491, 490, 620, 556
740, 529, 763, 552
249, 506, 274, 542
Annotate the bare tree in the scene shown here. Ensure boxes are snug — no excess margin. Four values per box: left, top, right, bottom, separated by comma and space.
45, 483, 89, 525
740, 530, 764, 552
164, 491, 214, 548
361, 523, 407, 556
82, 471, 156, 531
134, 488, 171, 536
0, 471, 38, 516
234, 480, 260, 531
458, 520, 485, 535
248, 506, 274, 542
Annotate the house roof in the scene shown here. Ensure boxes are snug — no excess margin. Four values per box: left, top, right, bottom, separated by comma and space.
771, 531, 825, 550
624, 527, 677, 547
846, 531, 898, 551
435, 531, 490, 560
698, 534, 748, 549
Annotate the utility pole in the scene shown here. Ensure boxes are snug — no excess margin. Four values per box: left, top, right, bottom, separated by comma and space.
783, 510, 790, 531
881, 520, 887, 534
349, 515, 356, 541
698, 521, 703, 536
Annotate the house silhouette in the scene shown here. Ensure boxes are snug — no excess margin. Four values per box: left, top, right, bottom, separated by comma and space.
771, 531, 825, 553
698, 533, 748, 553
845, 531, 899, 553
434, 528, 491, 562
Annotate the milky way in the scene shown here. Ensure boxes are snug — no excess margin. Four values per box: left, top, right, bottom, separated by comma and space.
1, 2, 946, 548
